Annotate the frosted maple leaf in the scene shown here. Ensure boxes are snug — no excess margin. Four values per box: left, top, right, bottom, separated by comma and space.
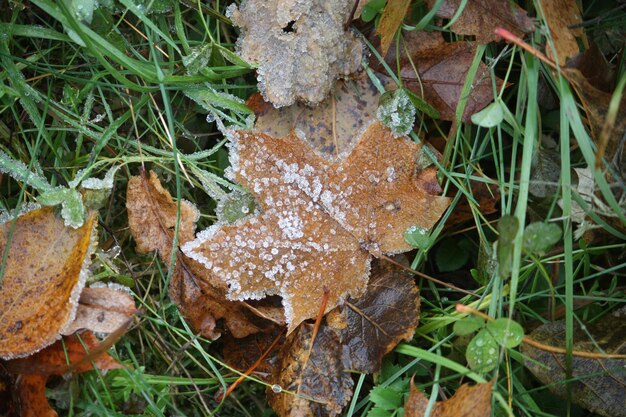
183, 122, 450, 331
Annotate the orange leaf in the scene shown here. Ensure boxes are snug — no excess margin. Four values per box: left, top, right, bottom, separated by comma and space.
541, 0, 584, 65
0, 207, 97, 359
184, 122, 450, 332
377, 0, 412, 56
405, 379, 493, 417
6, 332, 121, 417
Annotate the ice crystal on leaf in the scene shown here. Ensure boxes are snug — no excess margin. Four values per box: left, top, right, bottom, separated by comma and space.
183, 122, 450, 332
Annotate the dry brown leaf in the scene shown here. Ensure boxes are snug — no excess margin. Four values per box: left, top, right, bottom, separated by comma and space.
126, 171, 273, 339
377, 0, 412, 56
541, 0, 584, 65
61, 286, 137, 335
405, 379, 493, 417
228, 0, 363, 107
267, 323, 353, 417
426, 0, 534, 44
183, 122, 450, 332
247, 72, 380, 160
332, 259, 420, 373
222, 325, 284, 377
6, 332, 121, 417
0, 207, 97, 359
522, 308, 626, 417
374, 31, 505, 122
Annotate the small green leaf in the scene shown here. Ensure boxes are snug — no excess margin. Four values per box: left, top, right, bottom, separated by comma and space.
486, 318, 524, 348
471, 100, 504, 128
38, 187, 86, 228
523, 222, 562, 255
361, 0, 386, 22
403, 225, 431, 250
404, 89, 441, 119
217, 191, 257, 223
498, 215, 519, 243
453, 316, 485, 336
466, 328, 499, 372
369, 385, 402, 410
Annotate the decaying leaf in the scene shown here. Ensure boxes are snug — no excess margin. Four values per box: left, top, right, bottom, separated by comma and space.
541, 0, 584, 65
222, 325, 284, 377
426, 0, 534, 44
268, 323, 354, 417
0, 207, 97, 359
183, 122, 450, 331
247, 72, 380, 160
522, 308, 626, 417
60, 286, 138, 336
126, 171, 277, 340
227, 0, 363, 107
5, 332, 121, 417
377, 0, 412, 56
405, 378, 493, 417
376, 31, 505, 122
333, 259, 420, 373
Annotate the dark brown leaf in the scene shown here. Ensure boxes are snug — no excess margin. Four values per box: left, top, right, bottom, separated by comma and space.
267, 323, 353, 417
426, 0, 534, 44
522, 308, 626, 417
222, 325, 284, 378
405, 378, 493, 417
333, 259, 420, 373
376, 31, 505, 122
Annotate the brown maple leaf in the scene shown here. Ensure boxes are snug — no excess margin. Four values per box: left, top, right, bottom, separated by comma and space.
405, 378, 493, 417
184, 122, 450, 332
0, 207, 98, 359
126, 170, 279, 339
427, 0, 534, 44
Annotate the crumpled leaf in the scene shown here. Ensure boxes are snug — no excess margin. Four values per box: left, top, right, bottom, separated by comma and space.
5, 332, 121, 417
405, 378, 493, 417
267, 323, 354, 417
0, 207, 97, 359
426, 0, 534, 44
126, 170, 278, 339
522, 308, 626, 417
60, 286, 137, 336
332, 259, 420, 373
375, 31, 505, 122
183, 122, 450, 331
541, 0, 584, 65
227, 0, 363, 107
377, 0, 412, 56
247, 72, 380, 160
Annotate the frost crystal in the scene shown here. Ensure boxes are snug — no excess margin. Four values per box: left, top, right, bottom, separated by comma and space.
376, 89, 416, 136
229, 0, 364, 107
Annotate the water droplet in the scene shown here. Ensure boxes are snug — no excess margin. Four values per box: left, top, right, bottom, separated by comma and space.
271, 384, 282, 393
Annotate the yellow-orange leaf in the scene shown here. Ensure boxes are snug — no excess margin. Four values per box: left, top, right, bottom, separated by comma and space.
0, 207, 97, 359
377, 0, 412, 56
